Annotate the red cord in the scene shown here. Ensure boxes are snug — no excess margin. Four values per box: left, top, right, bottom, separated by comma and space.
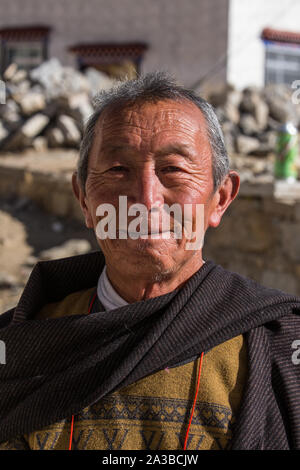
68, 415, 74, 450
183, 351, 204, 450
69, 291, 97, 450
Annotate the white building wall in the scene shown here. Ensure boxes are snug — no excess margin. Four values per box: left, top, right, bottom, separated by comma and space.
228, 0, 300, 89
0, 0, 229, 87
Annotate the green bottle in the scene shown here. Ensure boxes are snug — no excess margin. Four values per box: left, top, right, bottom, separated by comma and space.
275, 122, 299, 182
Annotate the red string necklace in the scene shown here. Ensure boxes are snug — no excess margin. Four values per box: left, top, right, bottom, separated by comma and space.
68, 292, 204, 451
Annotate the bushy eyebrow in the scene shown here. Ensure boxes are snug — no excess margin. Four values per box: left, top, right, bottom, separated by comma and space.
155, 143, 194, 160
100, 143, 194, 161
100, 144, 133, 155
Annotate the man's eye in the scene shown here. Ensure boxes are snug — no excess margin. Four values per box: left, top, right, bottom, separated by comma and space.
162, 166, 182, 173
108, 166, 127, 172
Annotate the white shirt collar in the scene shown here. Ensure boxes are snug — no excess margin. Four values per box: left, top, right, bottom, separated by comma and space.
97, 265, 129, 312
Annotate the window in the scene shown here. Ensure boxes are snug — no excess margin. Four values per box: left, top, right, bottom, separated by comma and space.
265, 43, 300, 85
4, 41, 44, 71
0, 26, 50, 75
69, 43, 148, 80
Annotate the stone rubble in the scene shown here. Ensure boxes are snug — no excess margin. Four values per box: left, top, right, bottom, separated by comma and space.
207, 83, 300, 161
0, 58, 116, 152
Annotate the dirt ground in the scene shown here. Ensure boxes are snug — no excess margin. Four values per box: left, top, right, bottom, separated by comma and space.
0, 195, 98, 313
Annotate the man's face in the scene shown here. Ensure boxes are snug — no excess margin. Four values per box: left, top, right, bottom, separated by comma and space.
78, 99, 225, 280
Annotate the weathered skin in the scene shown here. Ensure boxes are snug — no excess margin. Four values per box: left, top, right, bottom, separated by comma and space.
73, 99, 240, 302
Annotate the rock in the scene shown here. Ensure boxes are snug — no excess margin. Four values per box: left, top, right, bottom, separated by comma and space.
3, 63, 18, 81
227, 89, 242, 108
236, 135, 260, 154
24, 255, 38, 267
0, 80, 5, 105
57, 115, 81, 146
61, 66, 90, 96
253, 99, 269, 130
39, 239, 91, 260
63, 92, 94, 126
0, 99, 22, 131
30, 58, 64, 94
222, 89, 242, 125
260, 131, 277, 148
42, 101, 60, 119
46, 127, 65, 147
9, 80, 31, 102
240, 88, 269, 130
18, 91, 46, 116
250, 143, 273, 157
0, 272, 18, 289
267, 117, 281, 132
3, 113, 50, 150
239, 113, 260, 135
223, 101, 240, 125
208, 83, 235, 108
231, 153, 272, 176
19, 113, 49, 138
0, 122, 9, 143
268, 97, 297, 124
85, 67, 115, 96
264, 84, 297, 124
222, 120, 238, 154
239, 87, 260, 114
32, 136, 48, 152
10, 69, 27, 84
30, 58, 90, 100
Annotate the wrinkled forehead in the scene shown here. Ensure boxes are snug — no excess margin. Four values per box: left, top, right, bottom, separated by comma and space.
95, 99, 209, 142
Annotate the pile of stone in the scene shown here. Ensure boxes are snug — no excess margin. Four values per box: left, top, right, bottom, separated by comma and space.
208, 83, 300, 157
1, 59, 300, 158
0, 58, 115, 152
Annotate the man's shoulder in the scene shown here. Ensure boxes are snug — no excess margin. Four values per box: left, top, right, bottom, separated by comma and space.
36, 287, 96, 320
214, 262, 300, 307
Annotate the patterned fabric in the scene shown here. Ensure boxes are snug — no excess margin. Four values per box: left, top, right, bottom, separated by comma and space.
1, 337, 247, 450
24, 336, 245, 450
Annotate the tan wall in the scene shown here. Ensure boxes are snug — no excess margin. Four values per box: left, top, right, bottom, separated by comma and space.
0, 0, 228, 87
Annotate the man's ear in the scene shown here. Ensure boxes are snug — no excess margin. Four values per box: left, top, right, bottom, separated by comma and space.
71, 172, 94, 228
208, 171, 240, 228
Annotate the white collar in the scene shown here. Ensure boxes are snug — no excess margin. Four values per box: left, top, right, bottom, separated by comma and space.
97, 265, 129, 312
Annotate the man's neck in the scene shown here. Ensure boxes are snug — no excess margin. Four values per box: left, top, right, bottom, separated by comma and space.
105, 256, 205, 303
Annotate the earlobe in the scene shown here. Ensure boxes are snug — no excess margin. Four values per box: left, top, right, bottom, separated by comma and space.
208, 171, 240, 228
72, 172, 81, 201
71, 172, 94, 229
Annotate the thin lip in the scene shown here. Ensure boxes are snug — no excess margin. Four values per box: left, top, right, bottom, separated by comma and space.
117, 229, 174, 235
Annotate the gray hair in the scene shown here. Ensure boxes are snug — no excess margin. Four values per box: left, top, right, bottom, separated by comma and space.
77, 71, 229, 193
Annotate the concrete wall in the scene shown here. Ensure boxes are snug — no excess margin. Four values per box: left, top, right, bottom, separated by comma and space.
228, 0, 300, 89
0, 0, 228, 87
204, 189, 300, 296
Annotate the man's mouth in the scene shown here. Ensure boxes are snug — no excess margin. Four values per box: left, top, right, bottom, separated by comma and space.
118, 229, 174, 237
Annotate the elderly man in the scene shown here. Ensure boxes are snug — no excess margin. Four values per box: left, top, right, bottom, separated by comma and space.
0, 73, 300, 451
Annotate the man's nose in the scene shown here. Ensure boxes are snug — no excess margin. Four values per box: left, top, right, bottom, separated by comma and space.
134, 168, 164, 211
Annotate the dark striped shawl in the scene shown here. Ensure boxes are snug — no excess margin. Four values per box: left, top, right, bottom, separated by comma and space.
0, 251, 300, 449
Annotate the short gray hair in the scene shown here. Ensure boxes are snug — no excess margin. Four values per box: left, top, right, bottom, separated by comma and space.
77, 71, 229, 193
